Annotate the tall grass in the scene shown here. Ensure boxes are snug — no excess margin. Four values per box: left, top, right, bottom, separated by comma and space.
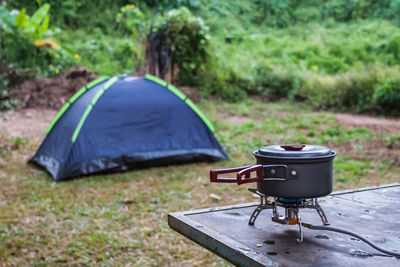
57, 29, 136, 76
198, 20, 400, 113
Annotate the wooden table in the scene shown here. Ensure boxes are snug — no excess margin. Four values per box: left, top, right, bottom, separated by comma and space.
168, 183, 400, 266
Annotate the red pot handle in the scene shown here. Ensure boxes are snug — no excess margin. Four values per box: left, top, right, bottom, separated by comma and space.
237, 165, 263, 185
210, 165, 263, 185
210, 166, 251, 183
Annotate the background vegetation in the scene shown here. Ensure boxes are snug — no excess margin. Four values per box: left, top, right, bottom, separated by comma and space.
2, 0, 400, 114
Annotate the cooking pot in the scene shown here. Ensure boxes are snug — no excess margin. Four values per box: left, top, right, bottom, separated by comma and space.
210, 144, 336, 198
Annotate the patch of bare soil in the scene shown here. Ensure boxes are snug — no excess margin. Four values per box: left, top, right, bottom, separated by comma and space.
328, 113, 400, 165
334, 140, 400, 166
0, 108, 56, 143
336, 113, 400, 134
178, 86, 202, 103
225, 115, 251, 125
10, 66, 98, 110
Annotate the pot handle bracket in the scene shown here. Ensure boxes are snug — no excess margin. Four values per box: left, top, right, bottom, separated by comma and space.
263, 165, 289, 181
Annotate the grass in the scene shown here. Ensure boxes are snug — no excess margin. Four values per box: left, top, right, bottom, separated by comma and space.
213, 20, 400, 75
0, 99, 399, 265
199, 19, 400, 112
57, 29, 137, 76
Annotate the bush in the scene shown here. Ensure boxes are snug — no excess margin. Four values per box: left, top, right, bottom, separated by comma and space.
373, 78, 400, 115
0, 66, 19, 111
59, 29, 136, 75
6, 0, 128, 31
386, 35, 400, 62
151, 7, 210, 84
0, 3, 79, 109
0, 4, 76, 76
252, 63, 304, 98
296, 66, 400, 112
197, 62, 248, 101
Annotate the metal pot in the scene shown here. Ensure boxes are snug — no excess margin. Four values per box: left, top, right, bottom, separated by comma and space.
210, 144, 336, 198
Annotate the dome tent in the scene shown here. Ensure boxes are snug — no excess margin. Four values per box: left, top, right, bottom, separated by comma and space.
30, 74, 227, 181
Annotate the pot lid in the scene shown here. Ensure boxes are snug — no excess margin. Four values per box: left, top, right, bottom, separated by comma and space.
258, 144, 331, 158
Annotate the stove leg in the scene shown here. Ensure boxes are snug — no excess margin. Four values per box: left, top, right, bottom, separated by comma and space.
315, 199, 329, 225
248, 206, 262, 226
296, 217, 304, 244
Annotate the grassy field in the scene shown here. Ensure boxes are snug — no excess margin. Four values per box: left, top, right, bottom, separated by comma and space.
0, 100, 399, 265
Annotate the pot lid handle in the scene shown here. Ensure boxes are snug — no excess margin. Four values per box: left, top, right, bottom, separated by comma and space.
280, 144, 306, 151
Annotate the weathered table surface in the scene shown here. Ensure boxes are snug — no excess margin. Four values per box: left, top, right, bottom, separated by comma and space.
168, 183, 400, 266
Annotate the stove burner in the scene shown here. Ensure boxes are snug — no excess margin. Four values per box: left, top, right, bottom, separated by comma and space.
278, 197, 305, 204
248, 188, 329, 243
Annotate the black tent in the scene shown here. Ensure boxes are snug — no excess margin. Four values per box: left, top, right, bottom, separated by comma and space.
30, 74, 227, 181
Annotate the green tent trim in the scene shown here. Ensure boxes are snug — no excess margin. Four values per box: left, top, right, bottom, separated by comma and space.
71, 76, 118, 142
144, 74, 215, 133
46, 75, 110, 134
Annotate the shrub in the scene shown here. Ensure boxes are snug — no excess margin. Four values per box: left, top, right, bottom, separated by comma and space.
386, 35, 400, 62
297, 66, 392, 112
0, 3, 78, 109
197, 62, 248, 101
0, 66, 19, 111
6, 0, 129, 31
115, 4, 146, 70
116, 4, 145, 40
252, 62, 305, 98
0, 4, 76, 76
373, 78, 400, 115
151, 7, 210, 84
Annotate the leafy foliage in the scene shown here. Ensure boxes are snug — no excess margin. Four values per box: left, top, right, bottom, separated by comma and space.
141, 0, 200, 11
152, 7, 210, 84
18, 4, 50, 39
116, 4, 145, 39
0, 4, 76, 75
3, 0, 400, 114
0, 3, 79, 110
115, 4, 146, 68
197, 20, 400, 111
0, 67, 19, 111
373, 78, 400, 115
6, 0, 129, 31
57, 29, 136, 76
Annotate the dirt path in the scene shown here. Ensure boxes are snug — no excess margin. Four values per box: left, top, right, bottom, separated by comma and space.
2, 109, 400, 145
10, 66, 98, 110
223, 111, 400, 134
335, 113, 400, 134
0, 109, 56, 144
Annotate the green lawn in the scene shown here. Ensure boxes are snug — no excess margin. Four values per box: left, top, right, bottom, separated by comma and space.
0, 99, 399, 265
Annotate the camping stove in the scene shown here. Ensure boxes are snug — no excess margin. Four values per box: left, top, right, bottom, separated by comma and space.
248, 188, 329, 243
209, 144, 335, 243
209, 146, 400, 257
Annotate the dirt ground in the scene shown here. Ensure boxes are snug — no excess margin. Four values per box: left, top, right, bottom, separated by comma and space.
1, 107, 399, 148
10, 66, 98, 110
336, 113, 400, 134
8, 68, 206, 111
0, 109, 56, 144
